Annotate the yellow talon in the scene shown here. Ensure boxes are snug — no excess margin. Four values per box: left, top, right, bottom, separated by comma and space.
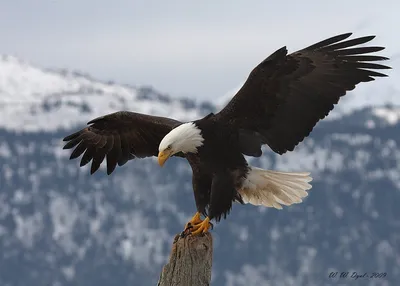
190, 217, 211, 236
184, 212, 203, 231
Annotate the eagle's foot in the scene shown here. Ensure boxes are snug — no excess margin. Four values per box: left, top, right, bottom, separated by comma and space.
180, 212, 203, 237
184, 212, 203, 231
190, 217, 212, 236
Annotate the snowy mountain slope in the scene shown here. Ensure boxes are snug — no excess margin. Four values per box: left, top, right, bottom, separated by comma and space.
0, 56, 400, 286
0, 56, 210, 132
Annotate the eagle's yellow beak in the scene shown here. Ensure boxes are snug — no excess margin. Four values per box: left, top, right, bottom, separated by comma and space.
158, 150, 172, 167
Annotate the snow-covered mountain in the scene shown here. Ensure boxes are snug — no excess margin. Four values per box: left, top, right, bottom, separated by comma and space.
1, 56, 400, 286
0, 55, 213, 132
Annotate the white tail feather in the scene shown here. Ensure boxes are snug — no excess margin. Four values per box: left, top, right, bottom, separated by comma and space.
239, 167, 313, 209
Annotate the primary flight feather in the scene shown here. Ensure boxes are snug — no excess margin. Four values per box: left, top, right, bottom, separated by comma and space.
63, 33, 391, 235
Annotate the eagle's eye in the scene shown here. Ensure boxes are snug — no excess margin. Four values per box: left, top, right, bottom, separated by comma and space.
166, 145, 172, 150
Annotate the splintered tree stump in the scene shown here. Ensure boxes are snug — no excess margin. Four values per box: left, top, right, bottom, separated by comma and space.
157, 233, 213, 286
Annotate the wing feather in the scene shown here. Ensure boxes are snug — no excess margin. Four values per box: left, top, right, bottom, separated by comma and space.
80, 147, 94, 167
106, 133, 121, 175
70, 141, 87, 160
63, 111, 182, 174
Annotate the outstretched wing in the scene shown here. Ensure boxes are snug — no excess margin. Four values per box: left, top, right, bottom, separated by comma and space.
63, 111, 182, 175
215, 33, 391, 154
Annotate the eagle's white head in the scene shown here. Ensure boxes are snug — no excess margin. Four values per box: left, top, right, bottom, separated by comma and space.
158, 122, 204, 166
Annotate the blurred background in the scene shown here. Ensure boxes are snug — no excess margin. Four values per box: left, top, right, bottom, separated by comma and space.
0, 1, 399, 285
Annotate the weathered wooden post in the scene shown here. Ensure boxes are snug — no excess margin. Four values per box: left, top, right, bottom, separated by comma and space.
157, 233, 213, 286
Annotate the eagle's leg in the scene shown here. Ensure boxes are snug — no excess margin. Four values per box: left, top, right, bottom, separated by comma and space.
184, 212, 203, 231
190, 217, 212, 235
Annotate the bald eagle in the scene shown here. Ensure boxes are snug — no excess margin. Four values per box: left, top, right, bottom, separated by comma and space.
63, 33, 390, 235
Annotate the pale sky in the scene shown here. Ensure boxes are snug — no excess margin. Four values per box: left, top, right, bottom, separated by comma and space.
0, 0, 399, 100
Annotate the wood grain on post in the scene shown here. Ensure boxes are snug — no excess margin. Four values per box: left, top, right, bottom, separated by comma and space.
157, 233, 213, 286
